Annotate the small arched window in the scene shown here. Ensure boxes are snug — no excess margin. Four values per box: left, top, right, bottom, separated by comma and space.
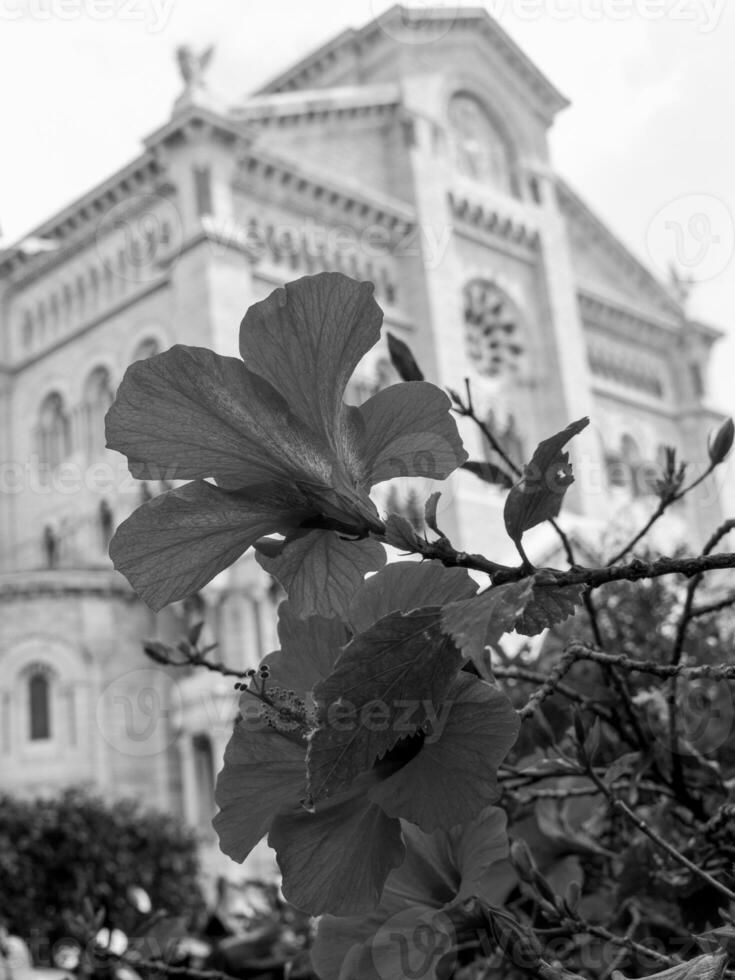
82, 367, 114, 456
37, 392, 71, 471
21, 311, 33, 350
28, 667, 52, 741
131, 338, 160, 363
448, 93, 515, 195
463, 279, 524, 378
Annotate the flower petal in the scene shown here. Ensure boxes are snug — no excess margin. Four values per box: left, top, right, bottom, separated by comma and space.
259, 602, 350, 700
240, 273, 383, 456
348, 561, 477, 634
368, 675, 520, 832
359, 382, 468, 485
313, 808, 508, 980
269, 779, 404, 916
255, 529, 386, 620
213, 716, 306, 864
110, 480, 305, 610
105, 344, 339, 490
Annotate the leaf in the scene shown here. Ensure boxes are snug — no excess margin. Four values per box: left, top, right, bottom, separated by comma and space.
462, 459, 515, 489
240, 272, 383, 452
268, 776, 404, 915
603, 752, 644, 787
255, 529, 386, 620
424, 491, 442, 534
383, 514, 424, 552
110, 480, 306, 611
611, 953, 728, 980
307, 608, 463, 802
441, 581, 534, 668
386, 331, 425, 382
367, 674, 520, 831
515, 580, 585, 636
347, 560, 477, 634
358, 382, 467, 484
503, 417, 590, 544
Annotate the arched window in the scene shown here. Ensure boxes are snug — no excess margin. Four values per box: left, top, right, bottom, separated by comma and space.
28, 667, 52, 741
463, 279, 524, 378
21, 311, 33, 350
606, 434, 654, 498
131, 338, 160, 363
448, 93, 515, 195
82, 367, 114, 456
37, 392, 71, 471
192, 733, 216, 825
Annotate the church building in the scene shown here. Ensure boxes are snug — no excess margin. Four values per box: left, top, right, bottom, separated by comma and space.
0, 5, 727, 885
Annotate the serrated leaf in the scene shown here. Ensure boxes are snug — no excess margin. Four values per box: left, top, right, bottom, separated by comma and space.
255, 529, 386, 619
441, 580, 534, 668
503, 417, 589, 544
307, 608, 463, 802
462, 459, 515, 489
386, 332, 424, 382
515, 581, 585, 636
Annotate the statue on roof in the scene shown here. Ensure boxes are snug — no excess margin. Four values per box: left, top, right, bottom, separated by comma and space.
668, 262, 695, 307
176, 44, 214, 90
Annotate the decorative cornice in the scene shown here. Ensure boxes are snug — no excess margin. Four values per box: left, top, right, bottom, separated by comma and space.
234, 145, 416, 234
448, 190, 539, 252
0, 154, 166, 281
0, 568, 136, 602
557, 176, 685, 320
232, 83, 402, 126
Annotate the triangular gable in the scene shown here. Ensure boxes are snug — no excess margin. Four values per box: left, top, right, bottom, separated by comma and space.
557, 177, 685, 323
254, 4, 569, 120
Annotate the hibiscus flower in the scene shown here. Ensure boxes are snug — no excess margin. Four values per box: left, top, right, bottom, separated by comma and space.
214, 562, 519, 917
105, 273, 466, 613
311, 806, 510, 980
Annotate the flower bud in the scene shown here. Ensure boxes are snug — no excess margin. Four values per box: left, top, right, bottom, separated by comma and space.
709, 418, 734, 466
510, 840, 536, 882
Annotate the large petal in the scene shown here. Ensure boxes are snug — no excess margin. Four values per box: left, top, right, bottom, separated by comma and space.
213, 717, 306, 864
368, 675, 520, 832
106, 344, 339, 490
348, 561, 477, 634
269, 777, 404, 916
359, 383, 467, 485
110, 480, 305, 610
258, 602, 350, 700
313, 808, 508, 980
256, 529, 386, 620
240, 273, 383, 460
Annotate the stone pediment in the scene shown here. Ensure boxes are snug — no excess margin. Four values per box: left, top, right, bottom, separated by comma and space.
253, 5, 569, 123
557, 178, 684, 325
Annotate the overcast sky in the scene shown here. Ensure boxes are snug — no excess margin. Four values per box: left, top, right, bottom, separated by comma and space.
1, 0, 732, 411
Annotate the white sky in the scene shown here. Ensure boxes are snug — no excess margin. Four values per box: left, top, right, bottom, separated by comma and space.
1, 0, 733, 412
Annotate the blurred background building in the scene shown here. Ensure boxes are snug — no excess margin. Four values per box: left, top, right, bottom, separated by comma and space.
0, 4, 729, 888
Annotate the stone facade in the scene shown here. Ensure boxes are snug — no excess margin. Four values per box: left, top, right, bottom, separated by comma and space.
0, 5, 728, 889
